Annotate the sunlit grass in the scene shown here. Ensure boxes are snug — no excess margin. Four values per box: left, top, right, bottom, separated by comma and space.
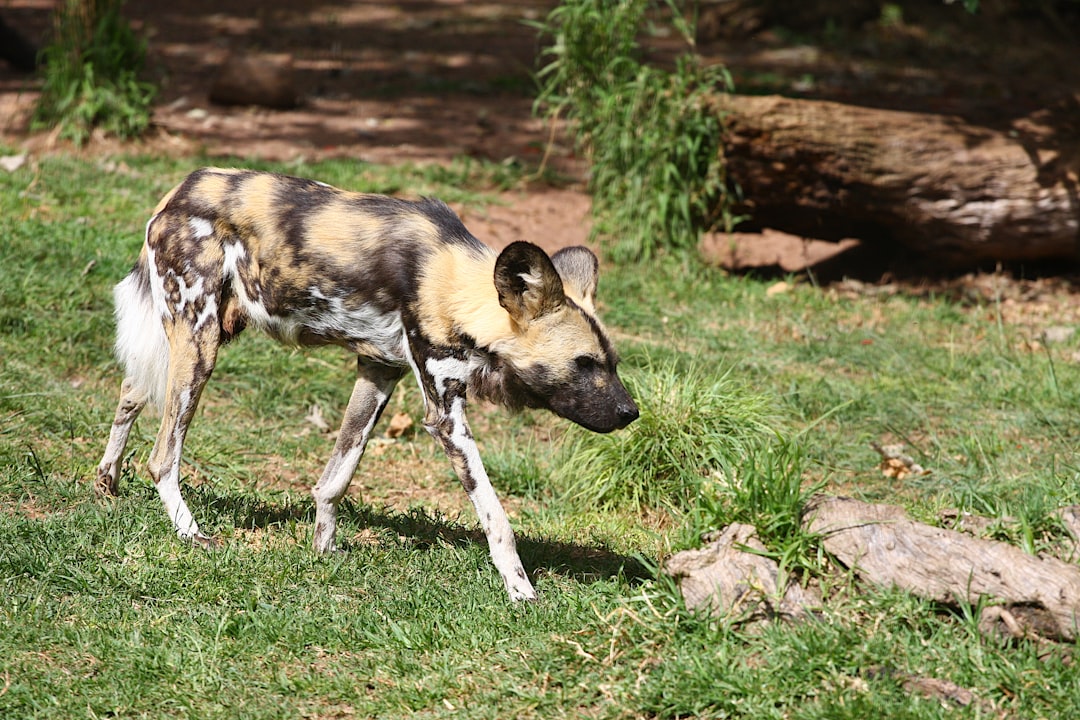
3, 153, 1080, 718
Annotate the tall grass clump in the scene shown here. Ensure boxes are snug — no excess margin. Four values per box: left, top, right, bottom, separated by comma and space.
33, 0, 155, 144
554, 360, 780, 514
690, 440, 825, 574
533, 0, 736, 260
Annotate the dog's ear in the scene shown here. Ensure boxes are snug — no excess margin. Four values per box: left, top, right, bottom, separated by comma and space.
494, 241, 566, 327
551, 246, 599, 311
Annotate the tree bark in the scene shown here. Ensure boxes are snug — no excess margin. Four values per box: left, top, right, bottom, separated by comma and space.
803, 495, 1080, 641
717, 94, 1080, 266
663, 523, 820, 623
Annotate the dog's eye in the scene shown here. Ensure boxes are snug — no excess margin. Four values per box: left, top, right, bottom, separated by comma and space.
574, 355, 599, 371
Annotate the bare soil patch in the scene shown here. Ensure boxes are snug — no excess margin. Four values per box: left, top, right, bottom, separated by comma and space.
1, 0, 596, 251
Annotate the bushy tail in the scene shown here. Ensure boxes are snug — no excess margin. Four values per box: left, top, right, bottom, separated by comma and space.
113, 264, 169, 411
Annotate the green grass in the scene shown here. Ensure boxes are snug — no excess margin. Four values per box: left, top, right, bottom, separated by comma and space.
4, 153, 1080, 718
555, 358, 780, 514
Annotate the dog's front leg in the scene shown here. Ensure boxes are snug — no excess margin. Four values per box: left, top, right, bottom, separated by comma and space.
312, 360, 403, 554
419, 356, 537, 602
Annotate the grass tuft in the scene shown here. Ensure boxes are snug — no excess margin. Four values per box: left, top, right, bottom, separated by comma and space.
689, 439, 826, 574
554, 358, 780, 514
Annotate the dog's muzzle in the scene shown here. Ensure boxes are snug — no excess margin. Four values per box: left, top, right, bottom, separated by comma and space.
560, 388, 639, 434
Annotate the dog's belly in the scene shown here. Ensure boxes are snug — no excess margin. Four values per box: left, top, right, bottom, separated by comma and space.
222, 241, 408, 364
262, 298, 407, 363
294, 302, 407, 362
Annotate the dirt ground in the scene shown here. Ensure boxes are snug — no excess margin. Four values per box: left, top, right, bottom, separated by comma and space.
1, 0, 1078, 270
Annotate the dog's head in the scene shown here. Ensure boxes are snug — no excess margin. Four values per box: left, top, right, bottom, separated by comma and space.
483, 242, 638, 433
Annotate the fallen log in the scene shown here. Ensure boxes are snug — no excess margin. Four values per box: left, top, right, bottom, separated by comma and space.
665, 521, 1011, 710
716, 94, 1080, 266
803, 495, 1080, 641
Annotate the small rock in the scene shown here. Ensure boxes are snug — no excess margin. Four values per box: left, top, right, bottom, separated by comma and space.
209, 52, 299, 109
0, 154, 27, 172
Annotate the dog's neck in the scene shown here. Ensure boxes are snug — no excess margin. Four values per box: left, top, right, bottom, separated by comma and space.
415, 244, 593, 354
414, 247, 514, 350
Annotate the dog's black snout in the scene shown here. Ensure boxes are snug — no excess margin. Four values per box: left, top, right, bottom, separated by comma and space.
618, 402, 639, 427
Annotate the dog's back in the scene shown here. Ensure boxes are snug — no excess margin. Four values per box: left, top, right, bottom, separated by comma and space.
114, 168, 492, 409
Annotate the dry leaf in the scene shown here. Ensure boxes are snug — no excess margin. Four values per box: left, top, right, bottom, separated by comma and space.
385, 412, 414, 438
305, 404, 330, 432
871, 442, 929, 480
766, 280, 791, 296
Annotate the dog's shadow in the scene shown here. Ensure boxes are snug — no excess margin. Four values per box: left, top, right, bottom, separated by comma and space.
200, 488, 652, 587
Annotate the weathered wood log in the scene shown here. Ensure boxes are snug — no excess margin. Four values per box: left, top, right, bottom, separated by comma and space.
803, 495, 1080, 641
664, 523, 820, 623
717, 94, 1080, 266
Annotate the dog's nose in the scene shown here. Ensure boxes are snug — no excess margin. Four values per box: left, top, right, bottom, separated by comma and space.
617, 402, 639, 427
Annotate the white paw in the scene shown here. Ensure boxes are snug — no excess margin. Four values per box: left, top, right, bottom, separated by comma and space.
178, 529, 220, 549
313, 519, 338, 554
506, 569, 537, 602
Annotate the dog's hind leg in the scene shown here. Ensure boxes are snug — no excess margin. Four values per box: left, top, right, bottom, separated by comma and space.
96, 378, 148, 496
146, 326, 220, 548
98, 264, 169, 496
312, 360, 403, 553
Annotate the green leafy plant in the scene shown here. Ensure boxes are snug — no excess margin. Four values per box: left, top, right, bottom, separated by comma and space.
33, 0, 156, 145
533, 0, 737, 260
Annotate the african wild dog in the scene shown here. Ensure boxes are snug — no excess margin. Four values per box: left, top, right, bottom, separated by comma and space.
96, 167, 638, 601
